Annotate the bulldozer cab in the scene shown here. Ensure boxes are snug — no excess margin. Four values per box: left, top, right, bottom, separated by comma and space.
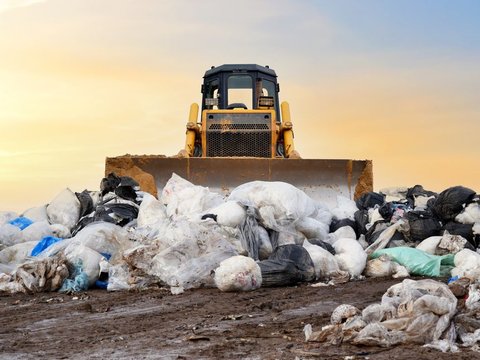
201, 64, 281, 120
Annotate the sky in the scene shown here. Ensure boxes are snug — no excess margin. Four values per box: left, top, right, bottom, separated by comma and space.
0, 0, 479, 212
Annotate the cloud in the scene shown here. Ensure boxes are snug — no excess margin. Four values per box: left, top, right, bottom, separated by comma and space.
0, 0, 46, 14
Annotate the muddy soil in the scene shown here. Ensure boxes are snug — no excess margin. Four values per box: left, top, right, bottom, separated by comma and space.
0, 277, 477, 359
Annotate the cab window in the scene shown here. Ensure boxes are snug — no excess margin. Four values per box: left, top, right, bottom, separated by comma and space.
227, 75, 252, 109
204, 79, 219, 109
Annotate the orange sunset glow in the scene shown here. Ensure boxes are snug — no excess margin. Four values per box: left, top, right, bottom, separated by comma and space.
1, 0, 479, 212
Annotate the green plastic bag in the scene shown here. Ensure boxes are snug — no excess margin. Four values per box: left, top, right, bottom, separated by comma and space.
371, 247, 455, 277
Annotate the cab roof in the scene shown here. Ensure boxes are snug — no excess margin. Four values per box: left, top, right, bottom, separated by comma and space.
204, 64, 277, 78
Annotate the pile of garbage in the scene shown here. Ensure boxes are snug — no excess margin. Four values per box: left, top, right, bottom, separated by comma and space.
304, 277, 480, 353
1, 173, 480, 350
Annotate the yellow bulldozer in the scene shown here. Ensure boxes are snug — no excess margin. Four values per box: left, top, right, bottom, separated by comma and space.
105, 64, 373, 205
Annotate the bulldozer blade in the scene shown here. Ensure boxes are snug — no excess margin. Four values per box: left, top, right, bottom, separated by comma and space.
105, 156, 372, 207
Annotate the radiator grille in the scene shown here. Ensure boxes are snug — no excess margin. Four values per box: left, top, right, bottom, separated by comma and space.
206, 113, 272, 157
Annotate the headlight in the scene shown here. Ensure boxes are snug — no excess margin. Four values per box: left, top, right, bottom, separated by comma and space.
205, 98, 218, 107
258, 96, 274, 107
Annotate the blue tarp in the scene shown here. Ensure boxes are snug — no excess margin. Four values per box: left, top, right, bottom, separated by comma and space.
8, 216, 33, 230
30, 236, 63, 256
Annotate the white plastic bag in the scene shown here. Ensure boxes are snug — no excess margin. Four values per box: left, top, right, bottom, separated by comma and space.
416, 236, 442, 254
451, 249, 480, 278
137, 192, 167, 228
0, 241, 37, 265
295, 217, 329, 241
64, 244, 104, 287
202, 201, 247, 228
455, 202, 480, 224
22, 205, 49, 223
149, 221, 238, 290
331, 195, 358, 221
0, 224, 22, 247
161, 173, 223, 218
214, 255, 262, 292
333, 238, 367, 277
0, 211, 18, 226
46, 188, 81, 230
325, 225, 357, 245
303, 241, 345, 280
20, 221, 54, 243
228, 181, 318, 226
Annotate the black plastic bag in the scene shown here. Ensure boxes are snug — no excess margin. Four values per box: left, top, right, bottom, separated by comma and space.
100, 173, 122, 195
330, 218, 358, 238
104, 203, 139, 226
432, 186, 476, 222
75, 190, 94, 218
356, 192, 385, 210
406, 185, 437, 208
378, 202, 409, 222
306, 238, 335, 255
258, 244, 315, 287
404, 210, 442, 242
115, 186, 138, 202
354, 209, 369, 235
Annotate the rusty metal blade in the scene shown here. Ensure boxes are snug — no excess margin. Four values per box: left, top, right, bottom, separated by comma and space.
105, 156, 373, 207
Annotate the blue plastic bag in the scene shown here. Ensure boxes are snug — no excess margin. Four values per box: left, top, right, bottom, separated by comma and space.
371, 247, 455, 277
30, 236, 63, 256
8, 216, 33, 230
59, 260, 89, 293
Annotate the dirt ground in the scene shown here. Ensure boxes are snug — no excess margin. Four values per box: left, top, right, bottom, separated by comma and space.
0, 277, 477, 360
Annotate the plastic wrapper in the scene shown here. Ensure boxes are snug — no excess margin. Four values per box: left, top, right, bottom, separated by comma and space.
352, 323, 406, 347
107, 264, 132, 291
307, 279, 458, 349
330, 304, 360, 324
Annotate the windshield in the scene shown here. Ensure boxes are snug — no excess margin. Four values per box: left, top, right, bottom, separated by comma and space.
227, 75, 252, 109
